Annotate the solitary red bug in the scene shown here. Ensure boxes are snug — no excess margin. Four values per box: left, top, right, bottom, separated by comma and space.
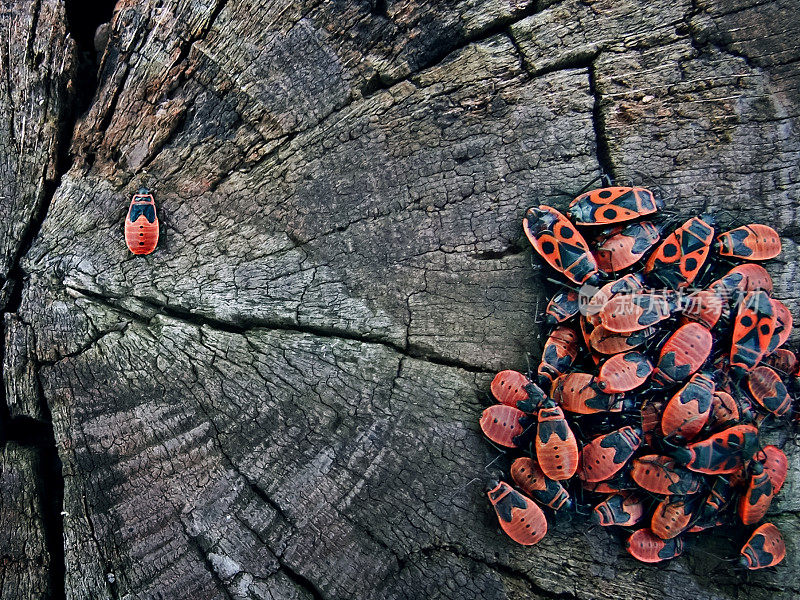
630, 455, 703, 495
717, 224, 781, 261
600, 292, 672, 333
510, 457, 571, 511
568, 186, 660, 225
755, 445, 788, 494
552, 373, 624, 414
538, 326, 579, 386
592, 492, 646, 527
487, 481, 548, 545
626, 529, 684, 563
748, 366, 791, 417
594, 221, 662, 272
535, 404, 579, 480
660, 373, 715, 441
645, 216, 715, 288
125, 187, 159, 255
597, 351, 653, 393
730, 291, 775, 376
479, 404, 527, 448
578, 426, 641, 482
545, 289, 581, 325
740, 523, 785, 569
673, 424, 759, 475
524, 205, 599, 285
738, 462, 774, 525
651, 496, 696, 540
650, 323, 713, 388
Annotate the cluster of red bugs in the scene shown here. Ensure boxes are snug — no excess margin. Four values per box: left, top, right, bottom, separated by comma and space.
481, 179, 796, 569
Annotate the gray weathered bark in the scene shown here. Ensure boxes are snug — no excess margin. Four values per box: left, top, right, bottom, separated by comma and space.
1, 0, 799, 599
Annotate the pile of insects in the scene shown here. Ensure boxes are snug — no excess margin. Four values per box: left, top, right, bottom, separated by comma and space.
481, 180, 796, 568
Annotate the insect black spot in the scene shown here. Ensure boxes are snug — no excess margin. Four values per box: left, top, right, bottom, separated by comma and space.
560, 227, 574, 239
685, 257, 698, 271
603, 207, 618, 220
760, 324, 771, 334
599, 190, 613, 199
741, 316, 753, 327
542, 241, 556, 254
663, 243, 678, 258
139, 242, 144, 246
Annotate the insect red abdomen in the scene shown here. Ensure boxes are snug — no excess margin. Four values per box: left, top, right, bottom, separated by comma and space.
769, 299, 793, 353
511, 458, 572, 511
707, 390, 741, 431
480, 405, 526, 448
125, 190, 159, 255
730, 291, 775, 376
660, 373, 715, 440
630, 455, 703, 495
650, 323, 713, 388
579, 426, 641, 482
538, 326, 579, 385
645, 216, 714, 288
491, 370, 533, 408
552, 373, 623, 414
487, 481, 548, 545
740, 523, 785, 569
748, 366, 791, 416
592, 492, 646, 527
763, 348, 798, 375
597, 351, 653, 393
681, 289, 725, 330
651, 497, 695, 539
595, 220, 661, 272
589, 325, 654, 355
568, 186, 659, 225
524, 205, 598, 284
717, 224, 781, 260
730, 264, 773, 294
600, 293, 672, 333
626, 529, 684, 563
755, 445, 788, 494
535, 405, 578, 480
738, 463, 774, 525
677, 424, 759, 475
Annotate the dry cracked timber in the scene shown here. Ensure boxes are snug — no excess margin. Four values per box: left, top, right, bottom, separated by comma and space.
1, 0, 799, 598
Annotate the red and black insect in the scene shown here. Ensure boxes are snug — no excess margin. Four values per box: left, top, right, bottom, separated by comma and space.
673, 424, 759, 475
538, 326, 579, 387
584, 274, 646, 326
660, 373, 715, 441
740, 522, 785, 569
535, 403, 579, 480
730, 291, 775, 377
748, 366, 791, 416
763, 348, 798, 376
592, 492, 646, 527
125, 187, 159, 255
717, 224, 781, 261
651, 496, 696, 540
594, 221, 661, 273
738, 462, 774, 525
650, 323, 713, 388
510, 457, 571, 511
706, 390, 743, 431
480, 404, 527, 448
597, 351, 653, 393
578, 426, 642, 482
487, 481, 548, 545
490, 370, 545, 412
680, 289, 726, 330
600, 293, 673, 333
552, 373, 624, 414
626, 529, 684, 563
589, 325, 654, 355
768, 298, 793, 354
755, 445, 788, 494
645, 216, 715, 288
524, 205, 599, 285
630, 455, 703, 495
545, 289, 581, 325
568, 186, 660, 225
729, 263, 773, 294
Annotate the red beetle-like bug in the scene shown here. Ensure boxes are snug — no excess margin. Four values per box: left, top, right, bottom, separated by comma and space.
740, 523, 785, 569
645, 216, 715, 288
630, 455, 703, 495
578, 426, 642, 482
748, 366, 791, 417
487, 481, 548, 545
125, 187, 159, 255
552, 373, 624, 414
568, 186, 660, 225
510, 457, 571, 511
592, 492, 647, 527
738, 462, 774, 525
660, 373, 715, 440
650, 323, 713, 388
535, 403, 579, 480
651, 496, 696, 539
673, 424, 759, 475
480, 404, 527, 448
626, 529, 684, 563
730, 291, 775, 377
717, 224, 781, 261
594, 220, 662, 272
597, 351, 653, 393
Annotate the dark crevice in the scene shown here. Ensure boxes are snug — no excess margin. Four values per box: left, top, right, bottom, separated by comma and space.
63, 0, 117, 117
470, 244, 526, 261
275, 558, 327, 600
63, 284, 497, 374
588, 60, 615, 180
369, 0, 389, 18
167, 0, 229, 79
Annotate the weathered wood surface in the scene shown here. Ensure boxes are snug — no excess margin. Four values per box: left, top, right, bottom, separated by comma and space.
2, 0, 800, 599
